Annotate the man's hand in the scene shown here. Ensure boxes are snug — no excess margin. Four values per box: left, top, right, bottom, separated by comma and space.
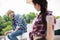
14, 26, 20, 32
5, 31, 11, 35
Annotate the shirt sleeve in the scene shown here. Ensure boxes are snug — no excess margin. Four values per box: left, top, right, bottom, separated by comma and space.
46, 15, 54, 24
46, 15, 56, 29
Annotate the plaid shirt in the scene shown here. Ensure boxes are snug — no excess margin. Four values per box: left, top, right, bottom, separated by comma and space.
29, 11, 56, 39
12, 14, 27, 32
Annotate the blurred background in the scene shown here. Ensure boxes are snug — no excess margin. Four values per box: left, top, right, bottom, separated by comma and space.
0, 0, 60, 40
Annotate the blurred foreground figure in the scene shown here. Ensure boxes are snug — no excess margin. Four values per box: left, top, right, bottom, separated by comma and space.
29, 0, 56, 40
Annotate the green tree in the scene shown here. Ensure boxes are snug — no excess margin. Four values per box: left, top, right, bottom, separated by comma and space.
0, 15, 12, 35
23, 12, 37, 23
2, 25, 12, 35
56, 16, 60, 19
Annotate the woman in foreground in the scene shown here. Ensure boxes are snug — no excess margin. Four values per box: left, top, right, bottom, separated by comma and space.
29, 0, 56, 40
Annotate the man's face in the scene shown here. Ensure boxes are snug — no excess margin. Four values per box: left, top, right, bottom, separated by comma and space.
9, 13, 14, 19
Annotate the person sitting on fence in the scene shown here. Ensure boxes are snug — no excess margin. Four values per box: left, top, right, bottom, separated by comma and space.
5, 10, 27, 40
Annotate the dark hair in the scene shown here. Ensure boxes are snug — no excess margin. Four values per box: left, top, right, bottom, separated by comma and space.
32, 0, 48, 31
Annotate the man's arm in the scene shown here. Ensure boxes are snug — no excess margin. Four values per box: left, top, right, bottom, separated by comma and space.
14, 15, 27, 32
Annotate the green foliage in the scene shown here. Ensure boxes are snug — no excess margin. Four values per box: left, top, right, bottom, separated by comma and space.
23, 12, 37, 23
56, 16, 60, 19
3, 15, 12, 22
0, 15, 12, 35
2, 25, 12, 35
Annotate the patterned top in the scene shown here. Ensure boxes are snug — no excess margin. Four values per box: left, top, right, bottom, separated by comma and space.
12, 14, 27, 32
31, 11, 56, 37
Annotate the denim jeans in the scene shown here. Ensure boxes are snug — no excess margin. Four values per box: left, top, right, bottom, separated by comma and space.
8, 30, 24, 40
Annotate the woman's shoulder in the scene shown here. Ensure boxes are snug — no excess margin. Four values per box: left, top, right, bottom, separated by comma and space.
46, 11, 55, 18
47, 11, 53, 15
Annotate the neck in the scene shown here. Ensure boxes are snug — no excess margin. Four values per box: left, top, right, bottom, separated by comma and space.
37, 11, 41, 15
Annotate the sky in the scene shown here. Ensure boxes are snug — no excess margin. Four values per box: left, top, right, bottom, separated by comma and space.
0, 0, 60, 16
